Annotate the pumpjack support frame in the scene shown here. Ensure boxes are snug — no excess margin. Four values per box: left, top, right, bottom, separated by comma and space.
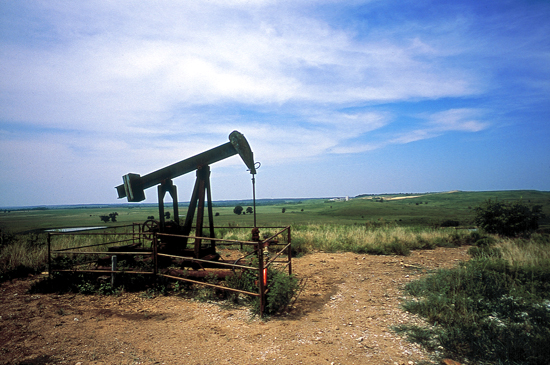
115, 130, 256, 259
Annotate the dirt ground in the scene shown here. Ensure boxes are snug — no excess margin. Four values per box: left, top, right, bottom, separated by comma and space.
0, 246, 470, 365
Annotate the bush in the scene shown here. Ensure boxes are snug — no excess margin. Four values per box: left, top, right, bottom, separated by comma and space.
264, 268, 299, 315
0, 227, 16, 248
474, 199, 545, 237
466, 231, 482, 244
475, 236, 497, 247
440, 220, 460, 227
225, 267, 299, 316
398, 257, 550, 364
233, 205, 244, 215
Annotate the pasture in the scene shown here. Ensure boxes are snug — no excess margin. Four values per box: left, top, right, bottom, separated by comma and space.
2, 190, 549, 233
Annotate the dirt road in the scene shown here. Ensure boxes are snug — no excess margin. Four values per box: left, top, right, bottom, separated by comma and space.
0, 246, 470, 365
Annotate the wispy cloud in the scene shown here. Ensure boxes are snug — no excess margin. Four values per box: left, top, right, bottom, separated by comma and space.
0, 1, 479, 129
427, 109, 488, 132
388, 108, 488, 145
1, 0, 549, 205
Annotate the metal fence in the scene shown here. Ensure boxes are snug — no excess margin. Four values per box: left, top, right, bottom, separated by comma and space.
47, 224, 292, 316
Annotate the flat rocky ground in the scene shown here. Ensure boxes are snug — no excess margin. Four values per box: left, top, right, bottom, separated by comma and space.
0, 246, 470, 365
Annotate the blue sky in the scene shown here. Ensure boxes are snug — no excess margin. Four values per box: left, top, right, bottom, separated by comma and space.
1, 0, 549, 207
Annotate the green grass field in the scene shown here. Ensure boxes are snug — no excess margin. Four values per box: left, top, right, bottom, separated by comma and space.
1, 190, 549, 233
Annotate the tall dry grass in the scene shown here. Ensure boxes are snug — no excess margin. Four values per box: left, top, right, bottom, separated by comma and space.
218, 224, 471, 256
293, 224, 471, 254
496, 233, 550, 268
0, 223, 488, 281
0, 231, 130, 281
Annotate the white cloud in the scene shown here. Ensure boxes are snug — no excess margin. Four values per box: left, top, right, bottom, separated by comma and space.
427, 108, 488, 132
387, 108, 488, 146
0, 1, 480, 132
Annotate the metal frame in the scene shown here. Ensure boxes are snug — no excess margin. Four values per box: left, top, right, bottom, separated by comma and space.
47, 224, 292, 317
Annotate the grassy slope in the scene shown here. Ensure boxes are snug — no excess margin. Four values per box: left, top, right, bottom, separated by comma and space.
1, 190, 549, 233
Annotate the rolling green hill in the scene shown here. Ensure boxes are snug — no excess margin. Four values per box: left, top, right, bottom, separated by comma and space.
1, 190, 549, 233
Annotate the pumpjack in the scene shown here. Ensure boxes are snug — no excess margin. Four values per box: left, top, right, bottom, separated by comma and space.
114, 130, 257, 262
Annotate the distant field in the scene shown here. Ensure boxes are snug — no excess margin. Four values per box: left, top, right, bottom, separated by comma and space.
1, 190, 549, 233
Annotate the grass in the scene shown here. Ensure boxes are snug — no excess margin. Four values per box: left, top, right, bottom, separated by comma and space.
0, 232, 47, 281
2, 190, 549, 234
275, 223, 468, 255
498, 234, 550, 267
396, 232, 550, 365
0, 223, 472, 283
0, 229, 128, 282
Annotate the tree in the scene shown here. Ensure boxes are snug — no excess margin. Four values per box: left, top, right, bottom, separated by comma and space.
246, 207, 253, 214
109, 212, 118, 222
282, 207, 286, 213
233, 205, 244, 215
474, 199, 545, 237
164, 212, 171, 219
100, 215, 110, 223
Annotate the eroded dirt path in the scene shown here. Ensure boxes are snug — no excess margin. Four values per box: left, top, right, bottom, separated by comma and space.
0, 246, 470, 365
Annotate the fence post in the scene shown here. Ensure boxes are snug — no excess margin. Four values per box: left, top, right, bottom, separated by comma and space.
111, 255, 117, 287
287, 226, 292, 276
258, 243, 265, 317
47, 233, 51, 279
153, 233, 158, 276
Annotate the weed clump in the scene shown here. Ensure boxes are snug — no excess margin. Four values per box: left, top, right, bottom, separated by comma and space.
225, 267, 299, 316
0, 231, 47, 282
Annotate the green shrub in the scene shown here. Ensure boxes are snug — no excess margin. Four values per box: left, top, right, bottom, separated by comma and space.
264, 268, 299, 315
468, 246, 502, 258
414, 236, 437, 250
475, 236, 497, 247
474, 199, 546, 237
468, 230, 483, 243
225, 267, 298, 316
399, 257, 550, 364
0, 227, 16, 248
440, 220, 460, 227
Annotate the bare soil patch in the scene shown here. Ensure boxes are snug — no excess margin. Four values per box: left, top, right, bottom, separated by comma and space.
0, 246, 470, 365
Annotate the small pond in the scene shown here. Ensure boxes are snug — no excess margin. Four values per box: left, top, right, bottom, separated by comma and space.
45, 226, 108, 233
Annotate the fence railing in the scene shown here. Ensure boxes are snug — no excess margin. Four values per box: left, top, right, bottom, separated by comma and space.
47, 224, 292, 316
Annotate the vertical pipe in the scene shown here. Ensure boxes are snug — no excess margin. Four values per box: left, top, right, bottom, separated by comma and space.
171, 185, 179, 225
252, 175, 257, 228
205, 168, 215, 248
47, 233, 51, 279
111, 255, 117, 287
181, 176, 201, 248
158, 184, 166, 231
195, 167, 207, 258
